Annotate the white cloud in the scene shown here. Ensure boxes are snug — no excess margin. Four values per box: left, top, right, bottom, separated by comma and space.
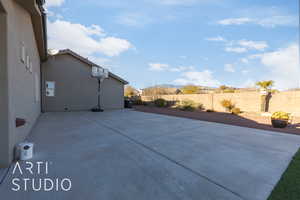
218, 18, 253, 25
241, 79, 256, 88
48, 19, 133, 57
248, 54, 262, 60
206, 36, 226, 42
148, 63, 194, 72
169, 66, 195, 72
256, 16, 298, 28
225, 47, 247, 53
97, 37, 133, 57
88, 56, 111, 66
174, 70, 220, 86
224, 64, 235, 72
241, 70, 249, 75
240, 58, 249, 64
258, 44, 300, 90
207, 36, 268, 53
159, 0, 202, 5
218, 16, 298, 28
45, 0, 65, 8
149, 63, 170, 71
238, 40, 268, 51
116, 13, 153, 27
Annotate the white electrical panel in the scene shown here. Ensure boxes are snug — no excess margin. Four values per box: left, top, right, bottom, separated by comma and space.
46, 81, 55, 97
21, 43, 25, 63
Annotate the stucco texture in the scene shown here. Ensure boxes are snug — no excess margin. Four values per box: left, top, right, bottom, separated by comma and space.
0, 0, 42, 167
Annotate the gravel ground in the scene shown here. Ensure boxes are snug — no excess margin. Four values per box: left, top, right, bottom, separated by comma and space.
134, 106, 300, 135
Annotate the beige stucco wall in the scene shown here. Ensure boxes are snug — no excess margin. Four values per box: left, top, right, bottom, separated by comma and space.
0, 2, 9, 167
42, 54, 125, 112
0, 0, 41, 167
142, 91, 300, 116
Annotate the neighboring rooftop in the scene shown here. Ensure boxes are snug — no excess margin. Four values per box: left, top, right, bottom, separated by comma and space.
48, 49, 129, 85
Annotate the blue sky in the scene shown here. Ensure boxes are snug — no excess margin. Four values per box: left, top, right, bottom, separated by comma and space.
46, 0, 299, 90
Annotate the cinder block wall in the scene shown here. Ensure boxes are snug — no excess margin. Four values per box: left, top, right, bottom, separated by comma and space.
268, 91, 300, 116
141, 91, 300, 116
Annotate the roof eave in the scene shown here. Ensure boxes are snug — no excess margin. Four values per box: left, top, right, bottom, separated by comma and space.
51, 49, 129, 85
15, 0, 47, 60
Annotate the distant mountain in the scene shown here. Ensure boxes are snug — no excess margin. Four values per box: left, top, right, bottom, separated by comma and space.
154, 84, 182, 89
144, 84, 219, 90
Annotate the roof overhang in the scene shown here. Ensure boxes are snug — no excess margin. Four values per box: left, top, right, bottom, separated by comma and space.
15, 0, 47, 61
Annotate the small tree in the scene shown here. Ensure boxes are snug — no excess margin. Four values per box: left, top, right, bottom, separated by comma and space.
124, 86, 138, 97
181, 85, 201, 94
256, 80, 274, 90
256, 80, 274, 112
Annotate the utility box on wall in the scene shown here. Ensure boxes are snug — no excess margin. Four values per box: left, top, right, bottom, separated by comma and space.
46, 81, 55, 97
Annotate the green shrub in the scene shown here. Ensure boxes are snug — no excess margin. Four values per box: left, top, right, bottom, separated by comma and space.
220, 99, 235, 111
174, 100, 197, 111
173, 100, 204, 111
231, 107, 241, 115
154, 98, 167, 107
180, 100, 196, 111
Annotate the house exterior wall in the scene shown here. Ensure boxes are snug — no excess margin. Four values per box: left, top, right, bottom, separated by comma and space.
0, 0, 42, 167
0, 3, 9, 167
42, 54, 125, 112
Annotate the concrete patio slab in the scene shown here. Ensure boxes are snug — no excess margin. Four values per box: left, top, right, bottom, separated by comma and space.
0, 168, 8, 184
1, 110, 300, 200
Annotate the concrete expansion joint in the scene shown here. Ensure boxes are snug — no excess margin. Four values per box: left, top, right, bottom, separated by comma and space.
88, 118, 247, 200
0, 165, 12, 186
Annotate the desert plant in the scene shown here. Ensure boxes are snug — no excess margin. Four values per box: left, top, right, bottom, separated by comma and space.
256, 80, 274, 90
179, 100, 197, 111
198, 103, 205, 110
231, 107, 241, 115
124, 85, 139, 97
271, 111, 290, 128
154, 98, 167, 107
220, 99, 235, 112
181, 85, 201, 94
271, 111, 290, 121
174, 100, 199, 111
256, 80, 274, 112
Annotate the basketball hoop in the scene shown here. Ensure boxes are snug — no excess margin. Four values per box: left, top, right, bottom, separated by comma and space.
91, 66, 109, 112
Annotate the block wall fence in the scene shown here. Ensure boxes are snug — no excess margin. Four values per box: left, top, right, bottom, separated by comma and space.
141, 91, 300, 116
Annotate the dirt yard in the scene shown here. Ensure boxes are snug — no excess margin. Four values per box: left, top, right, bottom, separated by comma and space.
134, 106, 300, 135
